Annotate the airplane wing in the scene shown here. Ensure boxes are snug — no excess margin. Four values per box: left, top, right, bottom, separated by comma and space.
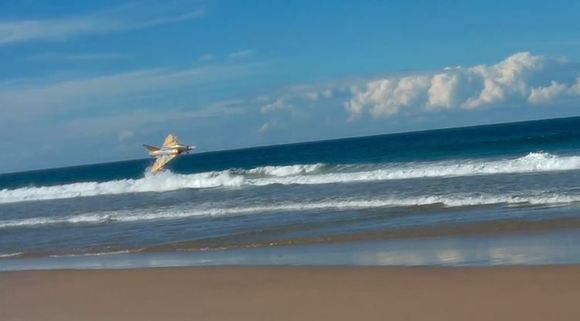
151, 154, 177, 173
162, 134, 179, 148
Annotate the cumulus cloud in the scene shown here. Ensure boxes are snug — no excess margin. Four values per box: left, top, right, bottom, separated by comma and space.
346, 76, 429, 117
427, 73, 459, 109
571, 78, 580, 95
346, 52, 580, 118
462, 52, 545, 108
528, 81, 569, 104
528, 78, 580, 104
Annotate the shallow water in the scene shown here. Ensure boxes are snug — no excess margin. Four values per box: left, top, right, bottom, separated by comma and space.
2, 229, 579, 271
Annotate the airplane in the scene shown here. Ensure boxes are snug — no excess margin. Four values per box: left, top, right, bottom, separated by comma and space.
143, 134, 195, 173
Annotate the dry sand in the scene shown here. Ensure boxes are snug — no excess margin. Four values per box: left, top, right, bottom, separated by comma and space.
2, 266, 580, 321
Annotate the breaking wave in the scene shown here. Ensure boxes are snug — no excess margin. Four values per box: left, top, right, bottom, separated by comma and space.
244, 163, 324, 176
0, 252, 22, 258
252, 152, 580, 186
2, 193, 580, 229
1, 152, 580, 204
0, 170, 245, 204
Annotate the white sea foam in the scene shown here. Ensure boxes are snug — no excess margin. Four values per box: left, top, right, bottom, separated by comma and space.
1, 193, 579, 229
0, 252, 22, 258
0, 170, 244, 204
252, 152, 580, 185
246, 163, 324, 176
1, 152, 579, 204
48, 250, 135, 258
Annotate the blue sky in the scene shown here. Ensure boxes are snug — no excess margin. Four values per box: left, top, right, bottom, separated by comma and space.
0, 0, 579, 173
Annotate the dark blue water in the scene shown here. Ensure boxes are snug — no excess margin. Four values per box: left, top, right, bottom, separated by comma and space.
3, 116, 580, 189
1, 116, 580, 262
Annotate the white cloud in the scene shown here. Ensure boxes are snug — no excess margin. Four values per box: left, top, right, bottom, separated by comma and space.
527, 77, 580, 105
303, 92, 319, 101
528, 81, 569, 104
257, 120, 278, 134
228, 49, 255, 60
257, 86, 340, 118
0, 4, 203, 46
346, 76, 429, 117
427, 73, 459, 109
302, 89, 333, 101
261, 98, 289, 113
346, 52, 579, 118
28, 52, 129, 61
571, 78, 580, 95
462, 52, 545, 108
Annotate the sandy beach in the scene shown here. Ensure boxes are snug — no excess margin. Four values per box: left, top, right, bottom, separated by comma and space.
2, 266, 580, 321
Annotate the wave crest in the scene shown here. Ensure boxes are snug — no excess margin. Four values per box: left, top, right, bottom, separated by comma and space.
1, 152, 580, 204
245, 163, 324, 177
253, 152, 580, 185
1, 192, 579, 229
0, 170, 244, 204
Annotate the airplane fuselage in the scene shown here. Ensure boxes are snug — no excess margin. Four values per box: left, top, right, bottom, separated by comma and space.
148, 145, 194, 157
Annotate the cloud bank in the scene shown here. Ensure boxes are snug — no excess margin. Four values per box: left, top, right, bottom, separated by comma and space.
346, 52, 580, 118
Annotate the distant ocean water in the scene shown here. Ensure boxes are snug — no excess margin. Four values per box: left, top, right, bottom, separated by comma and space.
2, 116, 580, 264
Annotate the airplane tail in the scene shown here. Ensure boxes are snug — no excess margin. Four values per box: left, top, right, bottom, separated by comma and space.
143, 144, 160, 152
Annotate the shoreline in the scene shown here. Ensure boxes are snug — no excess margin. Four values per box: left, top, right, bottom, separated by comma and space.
6, 219, 580, 261
3, 265, 580, 321
3, 228, 580, 272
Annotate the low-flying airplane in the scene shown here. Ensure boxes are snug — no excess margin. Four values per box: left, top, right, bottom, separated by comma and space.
143, 134, 195, 173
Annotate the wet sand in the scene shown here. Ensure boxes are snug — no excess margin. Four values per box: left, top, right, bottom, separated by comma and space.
2, 266, 580, 321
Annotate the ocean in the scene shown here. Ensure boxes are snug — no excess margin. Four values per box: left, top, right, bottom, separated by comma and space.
2, 116, 580, 270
